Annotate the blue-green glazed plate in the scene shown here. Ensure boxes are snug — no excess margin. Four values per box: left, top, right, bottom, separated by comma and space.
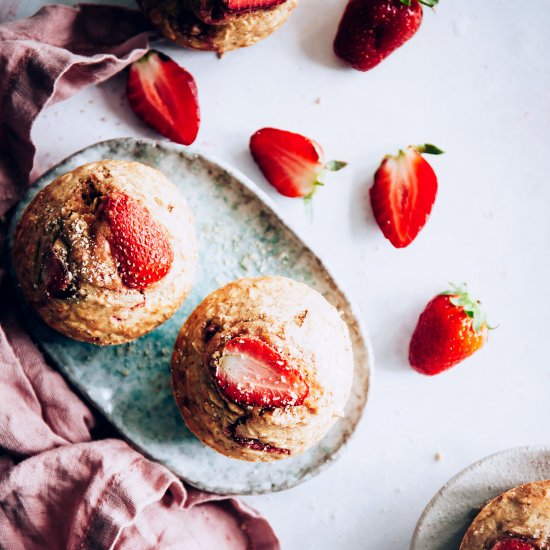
8, 138, 372, 495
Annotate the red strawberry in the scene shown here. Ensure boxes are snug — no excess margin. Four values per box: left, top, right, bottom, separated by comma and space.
223, 0, 286, 12
492, 539, 537, 550
369, 143, 443, 248
409, 284, 489, 376
101, 192, 174, 290
249, 128, 346, 202
42, 247, 73, 298
127, 50, 200, 146
215, 337, 309, 407
334, 0, 438, 72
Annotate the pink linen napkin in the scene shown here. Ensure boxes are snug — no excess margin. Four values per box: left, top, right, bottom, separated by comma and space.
0, 3, 152, 216
0, 5, 280, 549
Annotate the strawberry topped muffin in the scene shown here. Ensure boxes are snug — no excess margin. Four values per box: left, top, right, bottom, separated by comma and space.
138, 0, 298, 54
171, 276, 355, 462
13, 160, 196, 345
460, 480, 550, 550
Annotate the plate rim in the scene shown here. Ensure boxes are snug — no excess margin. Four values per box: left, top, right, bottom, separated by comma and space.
8, 136, 374, 495
410, 445, 550, 550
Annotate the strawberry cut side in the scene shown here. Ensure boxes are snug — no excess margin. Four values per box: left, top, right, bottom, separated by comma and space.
215, 337, 309, 408
492, 539, 537, 550
101, 192, 174, 290
249, 127, 346, 201
369, 144, 443, 248
127, 50, 200, 146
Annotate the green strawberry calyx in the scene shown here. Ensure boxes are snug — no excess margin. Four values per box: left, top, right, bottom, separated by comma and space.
400, 0, 439, 8
303, 159, 347, 204
303, 159, 347, 222
440, 283, 489, 333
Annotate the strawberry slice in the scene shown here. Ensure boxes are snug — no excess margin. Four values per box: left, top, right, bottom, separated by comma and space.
42, 246, 74, 298
223, 0, 286, 11
492, 539, 537, 550
369, 143, 443, 248
215, 337, 309, 408
101, 192, 174, 290
249, 128, 346, 203
127, 50, 200, 146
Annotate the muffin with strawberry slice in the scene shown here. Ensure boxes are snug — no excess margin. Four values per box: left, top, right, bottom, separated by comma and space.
138, 0, 298, 54
13, 160, 196, 345
460, 480, 550, 550
171, 276, 354, 461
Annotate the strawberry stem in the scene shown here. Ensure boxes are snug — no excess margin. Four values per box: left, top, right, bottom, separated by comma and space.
326, 160, 348, 172
303, 194, 314, 223
419, 0, 439, 7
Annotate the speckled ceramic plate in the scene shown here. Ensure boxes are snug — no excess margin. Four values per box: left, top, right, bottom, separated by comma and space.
411, 446, 550, 549
8, 137, 372, 495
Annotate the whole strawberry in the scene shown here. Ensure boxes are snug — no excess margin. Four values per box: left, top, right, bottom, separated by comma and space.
409, 284, 489, 376
334, 0, 438, 72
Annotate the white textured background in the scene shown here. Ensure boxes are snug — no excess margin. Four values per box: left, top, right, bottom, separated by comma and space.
8, 0, 550, 547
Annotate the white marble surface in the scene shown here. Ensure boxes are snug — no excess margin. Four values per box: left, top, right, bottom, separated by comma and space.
7, 0, 550, 547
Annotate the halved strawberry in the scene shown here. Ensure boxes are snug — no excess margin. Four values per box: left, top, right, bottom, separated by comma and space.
369, 143, 443, 248
492, 539, 537, 550
215, 337, 309, 408
101, 192, 174, 290
249, 128, 347, 203
223, 0, 286, 11
127, 50, 200, 146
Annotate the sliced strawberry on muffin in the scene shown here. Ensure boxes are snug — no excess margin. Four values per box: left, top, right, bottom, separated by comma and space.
215, 337, 309, 408
491, 539, 537, 550
223, 0, 286, 12
101, 192, 174, 290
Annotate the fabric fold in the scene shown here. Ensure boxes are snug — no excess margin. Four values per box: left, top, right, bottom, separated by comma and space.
0, 4, 153, 216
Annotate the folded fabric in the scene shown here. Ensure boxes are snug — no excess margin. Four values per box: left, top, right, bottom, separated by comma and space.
0, 3, 152, 217
0, 5, 279, 549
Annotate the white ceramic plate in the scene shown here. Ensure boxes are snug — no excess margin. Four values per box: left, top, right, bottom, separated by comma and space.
8, 137, 372, 495
411, 446, 550, 549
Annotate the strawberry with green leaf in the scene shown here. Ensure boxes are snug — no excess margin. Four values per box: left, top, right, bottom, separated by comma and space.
409, 284, 490, 376
334, 0, 439, 72
249, 128, 347, 207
